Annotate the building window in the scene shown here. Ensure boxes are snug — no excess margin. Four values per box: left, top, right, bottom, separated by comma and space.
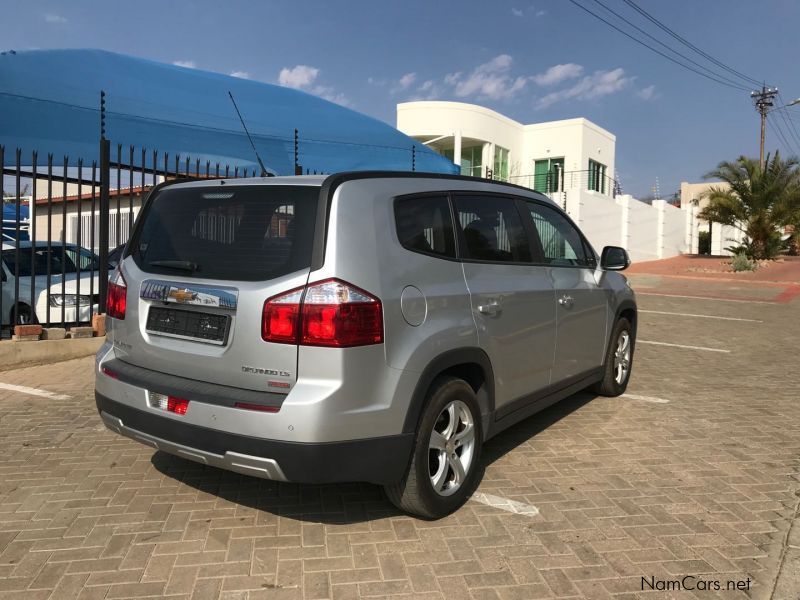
533, 158, 564, 193
588, 159, 607, 194
493, 146, 509, 181
460, 146, 483, 177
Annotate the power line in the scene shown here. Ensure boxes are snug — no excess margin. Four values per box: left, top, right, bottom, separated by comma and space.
566, 0, 750, 91
776, 93, 800, 153
621, 0, 763, 88
768, 118, 797, 156
589, 0, 751, 90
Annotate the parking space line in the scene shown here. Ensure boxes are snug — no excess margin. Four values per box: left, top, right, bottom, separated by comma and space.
638, 340, 730, 353
0, 383, 71, 400
621, 394, 670, 404
639, 309, 762, 323
471, 492, 540, 517
637, 292, 773, 304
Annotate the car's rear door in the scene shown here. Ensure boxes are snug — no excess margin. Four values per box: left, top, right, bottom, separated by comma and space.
452, 193, 556, 412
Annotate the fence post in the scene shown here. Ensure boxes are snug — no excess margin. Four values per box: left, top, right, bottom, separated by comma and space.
98, 91, 111, 313
294, 129, 302, 175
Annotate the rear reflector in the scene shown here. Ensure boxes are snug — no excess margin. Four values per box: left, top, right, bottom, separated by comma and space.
148, 392, 189, 415
234, 402, 280, 413
101, 366, 118, 379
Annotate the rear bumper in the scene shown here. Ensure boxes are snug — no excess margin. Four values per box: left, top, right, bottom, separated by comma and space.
96, 392, 414, 485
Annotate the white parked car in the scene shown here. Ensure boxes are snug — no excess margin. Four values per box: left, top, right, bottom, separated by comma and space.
1, 241, 103, 325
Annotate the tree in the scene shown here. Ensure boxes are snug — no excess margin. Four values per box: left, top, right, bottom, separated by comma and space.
699, 152, 800, 260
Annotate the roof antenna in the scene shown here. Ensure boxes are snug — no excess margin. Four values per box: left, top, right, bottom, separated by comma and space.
228, 91, 269, 177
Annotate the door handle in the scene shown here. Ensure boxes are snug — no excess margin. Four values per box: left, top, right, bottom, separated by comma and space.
478, 302, 501, 316
558, 294, 574, 307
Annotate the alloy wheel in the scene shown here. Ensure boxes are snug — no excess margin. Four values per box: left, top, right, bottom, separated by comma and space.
428, 400, 476, 497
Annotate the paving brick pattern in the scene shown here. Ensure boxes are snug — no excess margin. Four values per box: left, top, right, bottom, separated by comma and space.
0, 279, 798, 599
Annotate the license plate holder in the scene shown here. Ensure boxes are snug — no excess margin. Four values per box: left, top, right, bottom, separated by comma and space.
146, 306, 230, 345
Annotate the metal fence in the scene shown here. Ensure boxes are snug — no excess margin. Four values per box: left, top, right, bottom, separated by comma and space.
507, 169, 621, 197
0, 142, 266, 336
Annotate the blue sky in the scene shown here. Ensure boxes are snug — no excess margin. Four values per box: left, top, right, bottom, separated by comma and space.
3, 0, 800, 197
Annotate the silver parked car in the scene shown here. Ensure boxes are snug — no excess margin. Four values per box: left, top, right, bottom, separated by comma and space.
95, 173, 636, 519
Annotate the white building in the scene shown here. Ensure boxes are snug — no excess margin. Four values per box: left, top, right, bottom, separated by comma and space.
397, 101, 617, 198
397, 101, 699, 263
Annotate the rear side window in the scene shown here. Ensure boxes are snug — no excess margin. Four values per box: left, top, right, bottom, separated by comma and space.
394, 195, 456, 258
131, 185, 318, 281
454, 195, 532, 263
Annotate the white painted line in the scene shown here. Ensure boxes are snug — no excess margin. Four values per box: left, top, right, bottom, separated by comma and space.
637, 292, 773, 305
638, 340, 730, 353
0, 383, 71, 400
621, 394, 670, 404
639, 309, 762, 323
471, 492, 540, 517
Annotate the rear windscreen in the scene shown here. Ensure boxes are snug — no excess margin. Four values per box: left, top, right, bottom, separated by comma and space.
131, 185, 318, 281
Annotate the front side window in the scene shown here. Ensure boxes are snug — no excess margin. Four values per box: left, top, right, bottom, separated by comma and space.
527, 202, 592, 267
394, 195, 456, 258
454, 195, 531, 263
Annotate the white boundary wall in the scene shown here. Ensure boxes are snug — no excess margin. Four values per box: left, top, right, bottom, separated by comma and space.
559, 189, 701, 262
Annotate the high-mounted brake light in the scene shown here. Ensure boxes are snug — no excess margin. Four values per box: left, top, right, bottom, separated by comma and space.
107, 267, 127, 320
261, 279, 383, 347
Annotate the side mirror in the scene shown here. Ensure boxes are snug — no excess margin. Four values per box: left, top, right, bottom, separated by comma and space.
601, 246, 630, 271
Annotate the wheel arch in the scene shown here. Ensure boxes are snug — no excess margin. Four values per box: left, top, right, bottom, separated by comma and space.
402, 347, 495, 439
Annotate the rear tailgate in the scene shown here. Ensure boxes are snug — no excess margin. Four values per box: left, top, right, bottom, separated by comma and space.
110, 182, 319, 393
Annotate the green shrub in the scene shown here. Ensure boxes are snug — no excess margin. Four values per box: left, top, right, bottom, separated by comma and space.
730, 251, 757, 272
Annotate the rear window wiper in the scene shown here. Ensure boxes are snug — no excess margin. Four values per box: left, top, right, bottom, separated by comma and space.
147, 260, 200, 273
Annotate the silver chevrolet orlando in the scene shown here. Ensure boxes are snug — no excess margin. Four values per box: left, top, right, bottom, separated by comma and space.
95, 172, 636, 519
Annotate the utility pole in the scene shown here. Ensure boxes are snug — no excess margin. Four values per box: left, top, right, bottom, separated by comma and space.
751, 85, 778, 169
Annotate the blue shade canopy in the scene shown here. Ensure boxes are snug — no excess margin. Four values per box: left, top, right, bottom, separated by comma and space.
0, 49, 457, 175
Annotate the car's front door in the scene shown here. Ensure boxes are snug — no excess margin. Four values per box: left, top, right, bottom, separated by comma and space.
524, 201, 608, 384
452, 193, 556, 413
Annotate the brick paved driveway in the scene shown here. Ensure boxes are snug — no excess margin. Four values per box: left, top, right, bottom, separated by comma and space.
0, 276, 798, 599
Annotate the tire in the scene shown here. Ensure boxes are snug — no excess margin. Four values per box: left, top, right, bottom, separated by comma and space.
385, 377, 483, 519
594, 317, 634, 396
11, 304, 36, 326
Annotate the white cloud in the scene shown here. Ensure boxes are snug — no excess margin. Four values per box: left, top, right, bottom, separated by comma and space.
230, 70, 251, 79
451, 54, 527, 100
535, 9, 546, 17
535, 67, 633, 109
173, 60, 196, 69
637, 84, 658, 101
277, 65, 350, 106
44, 13, 67, 24
278, 65, 320, 89
511, 7, 523, 16
407, 80, 443, 101
532, 63, 584, 86
396, 72, 417, 91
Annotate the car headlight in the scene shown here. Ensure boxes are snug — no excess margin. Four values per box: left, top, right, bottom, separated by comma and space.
49, 295, 91, 307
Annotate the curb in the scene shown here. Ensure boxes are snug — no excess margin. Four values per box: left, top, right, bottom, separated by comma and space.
0, 336, 105, 372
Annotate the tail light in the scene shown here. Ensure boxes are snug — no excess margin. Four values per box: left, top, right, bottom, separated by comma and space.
149, 392, 189, 415
262, 278, 383, 347
107, 267, 127, 320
